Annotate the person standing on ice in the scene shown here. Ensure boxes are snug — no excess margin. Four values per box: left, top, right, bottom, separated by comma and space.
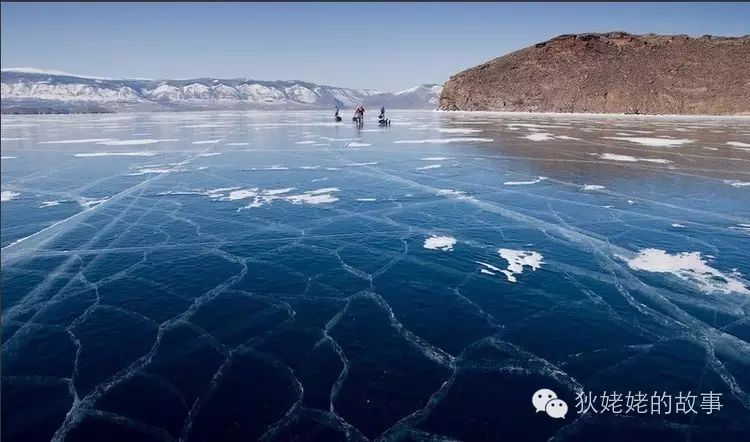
353, 106, 364, 124
378, 106, 390, 126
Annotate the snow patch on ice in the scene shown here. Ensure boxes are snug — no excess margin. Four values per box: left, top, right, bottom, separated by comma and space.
602, 137, 694, 147
286, 188, 341, 205
204, 186, 341, 209
39, 200, 67, 208
79, 197, 109, 208
436, 189, 476, 202
475, 261, 503, 276
724, 179, 750, 188
423, 235, 457, 251
265, 187, 297, 195
523, 133, 555, 141
593, 153, 671, 164
497, 249, 544, 283
522, 133, 579, 142
622, 248, 749, 295
192, 140, 221, 145
347, 142, 372, 147
726, 141, 750, 148
421, 157, 452, 161
729, 224, 750, 235
1, 190, 20, 202
97, 139, 178, 146
417, 164, 442, 170
321, 137, 352, 141
199, 187, 242, 198
250, 165, 289, 171
583, 184, 606, 191
504, 177, 546, 186
221, 188, 260, 201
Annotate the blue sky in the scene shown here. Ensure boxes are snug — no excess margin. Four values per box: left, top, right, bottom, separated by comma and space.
2, 2, 748, 91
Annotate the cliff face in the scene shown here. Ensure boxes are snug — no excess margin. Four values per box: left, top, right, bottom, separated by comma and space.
440, 32, 750, 115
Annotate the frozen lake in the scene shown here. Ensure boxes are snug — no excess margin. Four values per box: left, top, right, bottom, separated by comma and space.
2, 110, 750, 441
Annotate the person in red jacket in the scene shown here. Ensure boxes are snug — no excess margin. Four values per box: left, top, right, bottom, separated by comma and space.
353, 106, 365, 123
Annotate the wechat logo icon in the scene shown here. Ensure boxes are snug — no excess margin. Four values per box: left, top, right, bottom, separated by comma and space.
533, 388, 568, 419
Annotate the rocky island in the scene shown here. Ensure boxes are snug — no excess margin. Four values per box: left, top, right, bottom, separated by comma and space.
440, 32, 750, 115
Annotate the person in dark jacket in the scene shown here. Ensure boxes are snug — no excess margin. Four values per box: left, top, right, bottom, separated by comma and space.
378, 106, 389, 126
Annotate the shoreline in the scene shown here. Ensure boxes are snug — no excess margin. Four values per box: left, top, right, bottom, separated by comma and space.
2, 108, 750, 120
433, 109, 750, 120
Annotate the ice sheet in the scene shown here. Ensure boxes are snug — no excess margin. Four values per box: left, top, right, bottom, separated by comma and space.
2, 110, 750, 442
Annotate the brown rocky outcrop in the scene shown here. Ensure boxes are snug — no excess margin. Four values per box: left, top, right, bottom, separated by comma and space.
440, 32, 750, 115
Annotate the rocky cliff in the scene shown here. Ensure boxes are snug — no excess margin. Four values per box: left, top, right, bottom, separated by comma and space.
440, 32, 750, 115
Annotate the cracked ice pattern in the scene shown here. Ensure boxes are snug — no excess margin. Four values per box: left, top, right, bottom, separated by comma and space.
2, 110, 750, 442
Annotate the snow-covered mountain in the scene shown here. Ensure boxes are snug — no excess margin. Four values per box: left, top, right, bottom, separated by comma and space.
1, 69, 443, 113
392, 84, 445, 108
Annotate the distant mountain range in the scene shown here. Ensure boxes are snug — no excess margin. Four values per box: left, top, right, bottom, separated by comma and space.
1, 68, 443, 114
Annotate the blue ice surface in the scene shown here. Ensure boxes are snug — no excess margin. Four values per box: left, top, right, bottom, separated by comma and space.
2, 110, 750, 441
